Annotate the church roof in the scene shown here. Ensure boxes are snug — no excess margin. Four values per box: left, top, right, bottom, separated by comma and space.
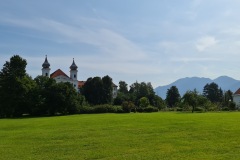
234, 88, 240, 95
78, 81, 85, 88
70, 58, 78, 70
42, 55, 50, 68
112, 83, 118, 87
50, 69, 69, 78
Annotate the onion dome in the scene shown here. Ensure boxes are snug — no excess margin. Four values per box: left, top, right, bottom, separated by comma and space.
70, 58, 78, 70
42, 55, 50, 68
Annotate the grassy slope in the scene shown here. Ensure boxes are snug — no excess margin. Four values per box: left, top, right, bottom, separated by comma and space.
1, 112, 240, 160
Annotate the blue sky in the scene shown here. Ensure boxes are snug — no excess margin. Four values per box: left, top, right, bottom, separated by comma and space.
1, 0, 240, 87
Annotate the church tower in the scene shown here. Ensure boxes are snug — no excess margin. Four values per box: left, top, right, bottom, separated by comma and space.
70, 58, 78, 90
42, 55, 50, 77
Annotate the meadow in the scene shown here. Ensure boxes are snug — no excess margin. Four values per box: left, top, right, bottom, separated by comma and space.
1, 112, 240, 160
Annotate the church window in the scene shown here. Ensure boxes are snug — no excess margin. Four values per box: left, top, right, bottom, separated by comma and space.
74, 74, 76, 78
45, 73, 48, 76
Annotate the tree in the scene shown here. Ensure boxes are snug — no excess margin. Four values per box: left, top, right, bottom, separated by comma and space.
129, 81, 156, 107
224, 90, 233, 102
166, 86, 180, 107
31, 76, 81, 116
0, 55, 34, 117
102, 75, 113, 104
47, 82, 79, 115
82, 77, 101, 105
182, 90, 198, 113
113, 92, 126, 105
203, 82, 223, 103
30, 76, 56, 116
81, 75, 113, 105
223, 90, 235, 110
122, 101, 135, 113
139, 97, 150, 108
113, 81, 129, 106
197, 95, 211, 111
152, 95, 166, 110
118, 81, 128, 94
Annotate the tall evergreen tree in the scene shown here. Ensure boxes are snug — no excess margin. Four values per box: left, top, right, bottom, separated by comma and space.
102, 75, 113, 104
203, 82, 222, 103
0, 55, 34, 117
166, 86, 181, 107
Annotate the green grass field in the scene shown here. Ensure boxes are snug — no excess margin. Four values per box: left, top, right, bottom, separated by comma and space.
1, 112, 240, 160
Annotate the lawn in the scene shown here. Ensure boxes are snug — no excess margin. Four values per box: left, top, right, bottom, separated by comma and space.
1, 112, 240, 160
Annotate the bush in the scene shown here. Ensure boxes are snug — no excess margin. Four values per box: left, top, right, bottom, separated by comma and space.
222, 107, 229, 111
229, 102, 236, 111
176, 107, 183, 111
194, 106, 205, 112
79, 106, 94, 114
139, 97, 150, 108
122, 101, 135, 113
143, 106, 158, 112
208, 103, 218, 111
113, 106, 124, 113
136, 107, 144, 113
177, 103, 191, 111
79, 105, 125, 114
93, 104, 124, 113
94, 105, 108, 113
166, 107, 175, 111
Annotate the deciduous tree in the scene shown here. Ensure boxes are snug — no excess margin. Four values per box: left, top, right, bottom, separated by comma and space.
118, 81, 128, 94
139, 97, 150, 108
81, 75, 113, 105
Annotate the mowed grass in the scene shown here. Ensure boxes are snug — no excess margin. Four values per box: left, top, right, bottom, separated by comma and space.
1, 112, 240, 160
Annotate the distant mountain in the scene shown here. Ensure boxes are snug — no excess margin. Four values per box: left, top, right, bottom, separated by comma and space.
154, 76, 240, 99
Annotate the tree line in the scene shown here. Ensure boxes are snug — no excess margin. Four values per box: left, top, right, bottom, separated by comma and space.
0, 55, 237, 118
165, 83, 235, 112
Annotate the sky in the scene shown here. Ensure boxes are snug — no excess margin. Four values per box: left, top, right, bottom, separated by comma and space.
1, 0, 240, 88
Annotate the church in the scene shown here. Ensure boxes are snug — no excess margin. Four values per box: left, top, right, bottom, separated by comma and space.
41, 56, 118, 97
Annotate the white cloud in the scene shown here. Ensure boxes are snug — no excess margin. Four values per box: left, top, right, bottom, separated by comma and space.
3, 0, 240, 88
1, 17, 147, 61
196, 36, 218, 52
171, 57, 221, 63
221, 27, 240, 36
1, 17, 165, 84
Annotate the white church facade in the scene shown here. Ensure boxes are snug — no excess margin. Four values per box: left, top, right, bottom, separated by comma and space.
233, 88, 240, 108
42, 56, 79, 90
41, 56, 118, 97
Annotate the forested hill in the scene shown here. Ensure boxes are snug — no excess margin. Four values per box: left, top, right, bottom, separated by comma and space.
155, 76, 240, 99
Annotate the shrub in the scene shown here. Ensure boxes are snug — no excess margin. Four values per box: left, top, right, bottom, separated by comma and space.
176, 107, 183, 112
177, 103, 191, 111
113, 106, 124, 113
229, 102, 236, 111
93, 104, 124, 113
222, 107, 229, 111
139, 97, 150, 108
79, 106, 94, 114
122, 101, 135, 113
208, 103, 218, 111
166, 107, 175, 111
143, 106, 158, 112
94, 104, 111, 113
136, 107, 144, 113
194, 106, 205, 112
